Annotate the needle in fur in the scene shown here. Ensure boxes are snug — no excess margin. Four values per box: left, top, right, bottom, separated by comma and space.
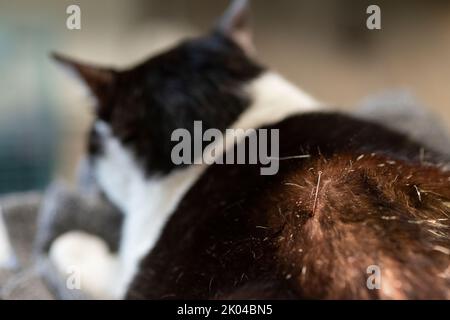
312, 171, 323, 215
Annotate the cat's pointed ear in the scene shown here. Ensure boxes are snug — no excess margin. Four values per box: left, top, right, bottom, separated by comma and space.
52, 52, 116, 101
217, 0, 255, 55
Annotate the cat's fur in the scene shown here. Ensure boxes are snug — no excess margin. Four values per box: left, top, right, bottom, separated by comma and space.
127, 113, 450, 299
52, 0, 450, 299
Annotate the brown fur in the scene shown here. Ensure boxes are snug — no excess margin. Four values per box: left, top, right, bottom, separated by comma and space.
269, 154, 450, 299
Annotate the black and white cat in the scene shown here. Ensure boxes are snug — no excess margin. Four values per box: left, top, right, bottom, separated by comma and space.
51, 0, 450, 299
51, 0, 320, 299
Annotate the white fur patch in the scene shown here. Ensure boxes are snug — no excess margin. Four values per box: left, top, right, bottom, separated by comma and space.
241, 72, 321, 128
203, 72, 321, 164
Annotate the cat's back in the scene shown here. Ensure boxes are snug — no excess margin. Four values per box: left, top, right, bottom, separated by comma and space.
127, 112, 450, 299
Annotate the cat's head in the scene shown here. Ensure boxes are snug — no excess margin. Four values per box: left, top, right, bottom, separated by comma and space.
54, 0, 264, 185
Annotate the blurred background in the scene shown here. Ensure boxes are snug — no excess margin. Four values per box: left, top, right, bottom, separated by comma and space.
1, 0, 450, 195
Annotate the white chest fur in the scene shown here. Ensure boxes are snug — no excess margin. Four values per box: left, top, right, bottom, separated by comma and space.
94, 124, 208, 296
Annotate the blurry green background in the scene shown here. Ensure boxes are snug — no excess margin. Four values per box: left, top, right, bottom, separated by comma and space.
1, 0, 450, 194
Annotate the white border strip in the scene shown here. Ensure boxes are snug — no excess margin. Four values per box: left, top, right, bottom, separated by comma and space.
0, 206, 14, 269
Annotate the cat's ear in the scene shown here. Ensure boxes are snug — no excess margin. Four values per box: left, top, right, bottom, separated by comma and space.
216, 0, 255, 56
52, 52, 116, 102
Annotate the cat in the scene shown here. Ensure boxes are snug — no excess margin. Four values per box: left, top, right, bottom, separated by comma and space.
51, 0, 450, 299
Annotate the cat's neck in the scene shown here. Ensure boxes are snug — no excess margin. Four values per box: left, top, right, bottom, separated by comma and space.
97, 71, 321, 217
200, 72, 322, 166
235, 71, 321, 130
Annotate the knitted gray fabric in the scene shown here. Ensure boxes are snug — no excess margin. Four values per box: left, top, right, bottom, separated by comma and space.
0, 193, 53, 300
